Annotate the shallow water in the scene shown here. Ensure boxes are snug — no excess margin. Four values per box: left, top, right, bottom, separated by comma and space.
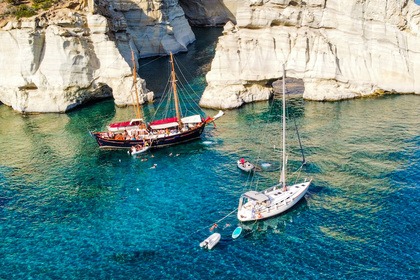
0, 28, 419, 279
1, 93, 418, 279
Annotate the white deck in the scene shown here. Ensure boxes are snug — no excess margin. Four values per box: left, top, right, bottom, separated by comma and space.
237, 180, 311, 222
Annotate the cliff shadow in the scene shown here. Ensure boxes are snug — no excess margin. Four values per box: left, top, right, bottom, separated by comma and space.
271, 77, 305, 97
138, 27, 223, 98
178, 0, 237, 26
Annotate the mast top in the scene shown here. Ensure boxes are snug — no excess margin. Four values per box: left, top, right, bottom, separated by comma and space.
131, 50, 142, 120
169, 53, 182, 127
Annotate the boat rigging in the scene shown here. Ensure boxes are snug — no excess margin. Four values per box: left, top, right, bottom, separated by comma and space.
90, 52, 224, 149
237, 64, 312, 222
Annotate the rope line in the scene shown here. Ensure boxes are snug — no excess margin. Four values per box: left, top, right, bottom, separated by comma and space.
239, 78, 308, 193
138, 56, 163, 69
190, 208, 238, 236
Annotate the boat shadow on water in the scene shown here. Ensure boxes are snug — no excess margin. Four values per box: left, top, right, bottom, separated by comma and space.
238, 198, 310, 240
255, 161, 281, 172
100, 134, 220, 152
94, 137, 210, 162
199, 197, 311, 250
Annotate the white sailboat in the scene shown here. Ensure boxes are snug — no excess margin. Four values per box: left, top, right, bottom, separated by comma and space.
237, 65, 311, 222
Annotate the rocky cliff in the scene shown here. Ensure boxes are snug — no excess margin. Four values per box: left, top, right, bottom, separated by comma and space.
200, 0, 420, 109
108, 0, 196, 58
0, 0, 194, 113
178, 0, 236, 26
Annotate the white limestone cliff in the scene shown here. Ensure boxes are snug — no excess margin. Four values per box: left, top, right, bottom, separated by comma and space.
0, 9, 153, 113
200, 0, 420, 109
0, 1, 156, 113
108, 0, 196, 58
178, 0, 237, 26
0, 0, 195, 113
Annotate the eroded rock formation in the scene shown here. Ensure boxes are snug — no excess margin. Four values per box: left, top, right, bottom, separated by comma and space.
0, 0, 194, 113
178, 0, 236, 26
107, 0, 196, 58
1, 0, 419, 113
200, 0, 420, 109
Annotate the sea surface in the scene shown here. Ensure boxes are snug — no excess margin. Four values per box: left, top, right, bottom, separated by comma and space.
0, 28, 419, 280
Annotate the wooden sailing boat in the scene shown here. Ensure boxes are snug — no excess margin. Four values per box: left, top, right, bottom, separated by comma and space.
90, 52, 223, 149
237, 65, 311, 222
106, 50, 145, 132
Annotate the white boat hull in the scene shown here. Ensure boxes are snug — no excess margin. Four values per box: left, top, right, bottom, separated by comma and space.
129, 146, 150, 155
237, 160, 255, 172
237, 180, 311, 222
199, 233, 221, 250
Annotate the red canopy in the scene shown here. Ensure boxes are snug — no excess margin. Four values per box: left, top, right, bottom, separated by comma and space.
108, 121, 132, 128
150, 117, 178, 126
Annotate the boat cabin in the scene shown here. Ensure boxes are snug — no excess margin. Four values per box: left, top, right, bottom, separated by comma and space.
107, 118, 145, 132
238, 191, 271, 210
149, 115, 203, 135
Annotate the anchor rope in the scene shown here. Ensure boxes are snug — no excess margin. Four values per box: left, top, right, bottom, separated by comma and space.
190, 208, 238, 236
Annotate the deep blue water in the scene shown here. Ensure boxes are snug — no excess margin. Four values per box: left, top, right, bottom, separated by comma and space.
1, 28, 419, 279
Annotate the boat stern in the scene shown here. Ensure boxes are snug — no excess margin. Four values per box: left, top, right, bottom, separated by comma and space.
237, 195, 252, 222
237, 191, 271, 222
237, 208, 254, 222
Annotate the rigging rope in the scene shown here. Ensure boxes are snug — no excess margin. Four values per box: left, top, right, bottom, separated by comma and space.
240, 77, 308, 193
173, 58, 206, 116
137, 55, 163, 69
145, 54, 207, 122
190, 208, 238, 236
241, 96, 281, 193
293, 117, 307, 165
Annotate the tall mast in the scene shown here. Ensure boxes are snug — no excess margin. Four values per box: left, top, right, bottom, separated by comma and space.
169, 53, 182, 127
131, 50, 142, 120
280, 64, 287, 189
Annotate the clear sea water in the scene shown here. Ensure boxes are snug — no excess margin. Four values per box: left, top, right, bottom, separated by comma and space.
0, 28, 419, 280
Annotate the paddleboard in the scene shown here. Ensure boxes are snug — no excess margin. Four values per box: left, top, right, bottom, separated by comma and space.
232, 226, 242, 239
261, 162, 272, 168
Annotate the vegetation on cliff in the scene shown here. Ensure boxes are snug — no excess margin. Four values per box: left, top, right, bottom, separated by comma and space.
0, 0, 60, 20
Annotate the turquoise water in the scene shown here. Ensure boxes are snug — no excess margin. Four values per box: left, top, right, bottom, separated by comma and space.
1, 28, 419, 279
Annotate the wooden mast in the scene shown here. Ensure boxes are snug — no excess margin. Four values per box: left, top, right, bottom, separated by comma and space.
131, 50, 142, 120
169, 52, 182, 127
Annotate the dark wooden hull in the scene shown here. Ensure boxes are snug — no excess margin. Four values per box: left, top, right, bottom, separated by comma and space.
90, 123, 206, 149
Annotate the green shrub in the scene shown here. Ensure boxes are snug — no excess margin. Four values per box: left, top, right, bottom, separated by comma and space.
3, 0, 59, 19
5, 0, 24, 5
13, 4, 37, 18
33, 0, 57, 10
